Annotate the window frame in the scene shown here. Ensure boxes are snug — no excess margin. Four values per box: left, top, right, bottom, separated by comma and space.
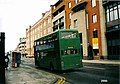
93, 30, 98, 38
68, 2, 71, 8
74, 0, 78, 4
106, 2, 120, 22
91, 0, 96, 7
92, 14, 97, 23
74, 19, 78, 28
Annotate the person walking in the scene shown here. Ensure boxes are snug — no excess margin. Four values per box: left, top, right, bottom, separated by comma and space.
16, 53, 21, 67
5, 53, 9, 69
88, 44, 94, 60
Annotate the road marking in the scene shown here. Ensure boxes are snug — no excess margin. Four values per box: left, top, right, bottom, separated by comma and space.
84, 66, 106, 70
61, 77, 66, 84
57, 78, 62, 84
101, 79, 108, 83
57, 77, 66, 84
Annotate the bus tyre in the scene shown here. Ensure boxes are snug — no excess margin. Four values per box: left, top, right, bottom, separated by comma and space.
50, 63, 54, 71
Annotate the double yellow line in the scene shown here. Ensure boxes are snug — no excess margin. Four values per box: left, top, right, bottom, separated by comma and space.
57, 77, 66, 84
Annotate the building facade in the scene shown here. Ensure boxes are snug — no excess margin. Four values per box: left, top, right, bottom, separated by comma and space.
51, 0, 76, 31
71, 1, 88, 59
14, 37, 27, 57
26, 10, 52, 57
103, 1, 120, 60
52, 0, 107, 59
18, 37, 27, 57
25, 0, 119, 60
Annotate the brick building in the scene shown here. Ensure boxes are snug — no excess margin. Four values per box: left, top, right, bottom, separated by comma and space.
51, 0, 107, 60
71, 0, 108, 59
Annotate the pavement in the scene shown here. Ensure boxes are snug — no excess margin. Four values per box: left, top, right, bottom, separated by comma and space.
82, 59, 120, 65
82, 59, 120, 69
5, 58, 62, 84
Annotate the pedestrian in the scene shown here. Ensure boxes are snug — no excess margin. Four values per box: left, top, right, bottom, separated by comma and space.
5, 54, 9, 69
88, 44, 94, 60
16, 53, 21, 67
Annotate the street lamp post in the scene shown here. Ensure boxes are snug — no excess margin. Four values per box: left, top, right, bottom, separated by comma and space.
0, 32, 5, 84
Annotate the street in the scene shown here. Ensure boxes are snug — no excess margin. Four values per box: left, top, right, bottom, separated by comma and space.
6, 57, 119, 84
59, 65, 119, 84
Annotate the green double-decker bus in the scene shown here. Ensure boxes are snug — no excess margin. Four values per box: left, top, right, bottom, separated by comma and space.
34, 29, 83, 70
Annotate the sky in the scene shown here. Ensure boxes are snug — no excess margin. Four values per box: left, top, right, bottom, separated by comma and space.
0, 0, 57, 52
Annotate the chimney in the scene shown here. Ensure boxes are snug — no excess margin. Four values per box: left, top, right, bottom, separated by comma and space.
42, 13, 45, 17
29, 25, 31, 29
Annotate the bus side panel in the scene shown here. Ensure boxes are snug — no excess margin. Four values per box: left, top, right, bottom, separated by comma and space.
34, 50, 61, 70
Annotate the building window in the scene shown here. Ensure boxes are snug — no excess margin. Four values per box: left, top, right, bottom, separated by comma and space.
74, 0, 78, 4
48, 27, 51, 33
107, 9, 110, 22
86, 13, 89, 29
110, 7, 114, 21
54, 20, 58, 26
59, 17, 64, 23
106, 3, 120, 22
48, 18, 50, 23
46, 19, 48, 24
93, 30, 98, 38
53, 20, 58, 31
53, 6, 56, 9
68, 2, 71, 8
92, 14, 97, 23
114, 6, 118, 20
37, 34, 39, 38
59, 17, 64, 29
69, 25, 71, 29
44, 30, 46, 35
40, 25, 42, 29
118, 4, 120, 18
44, 21, 46, 26
91, 0, 96, 7
40, 32, 42, 37
74, 19, 78, 28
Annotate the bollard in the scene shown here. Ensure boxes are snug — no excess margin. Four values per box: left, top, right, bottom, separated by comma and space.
0, 32, 5, 84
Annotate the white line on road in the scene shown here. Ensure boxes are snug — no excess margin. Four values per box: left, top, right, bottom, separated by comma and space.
84, 66, 106, 70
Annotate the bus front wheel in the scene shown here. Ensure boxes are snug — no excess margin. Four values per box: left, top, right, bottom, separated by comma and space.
50, 63, 54, 71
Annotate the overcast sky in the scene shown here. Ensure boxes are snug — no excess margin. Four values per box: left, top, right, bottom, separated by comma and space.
0, 0, 57, 52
